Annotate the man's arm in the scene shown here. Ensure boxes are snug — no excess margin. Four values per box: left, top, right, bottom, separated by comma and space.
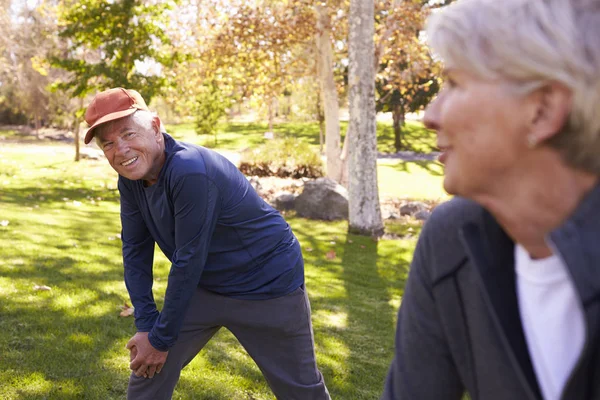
119, 179, 159, 332
147, 173, 221, 351
381, 227, 464, 399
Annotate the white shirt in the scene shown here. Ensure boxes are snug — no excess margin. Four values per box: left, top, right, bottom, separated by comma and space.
515, 244, 585, 400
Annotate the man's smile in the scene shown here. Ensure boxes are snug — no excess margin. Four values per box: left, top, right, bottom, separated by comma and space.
121, 156, 138, 166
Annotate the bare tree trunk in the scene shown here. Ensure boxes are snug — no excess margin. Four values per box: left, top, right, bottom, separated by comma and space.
316, 94, 325, 154
392, 104, 405, 151
268, 96, 274, 134
347, 0, 384, 237
74, 97, 83, 161
315, 4, 343, 183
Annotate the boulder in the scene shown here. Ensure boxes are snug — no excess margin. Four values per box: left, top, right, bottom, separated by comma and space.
414, 210, 431, 221
295, 177, 348, 220
274, 191, 297, 211
400, 201, 428, 216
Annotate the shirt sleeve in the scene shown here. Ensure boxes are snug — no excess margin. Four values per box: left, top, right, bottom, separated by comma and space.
381, 227, 464, 400
148, 173, 220, 351
119, 179, 160, 332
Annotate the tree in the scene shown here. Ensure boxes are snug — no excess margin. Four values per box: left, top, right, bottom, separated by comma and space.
376, 59, 440, 151
374, 0, 450, 151
0, 0, 76, 130
194, 79, 230, 146
205, 0, 315, 132
315, 4, 344, 183
347, 0, 384, 237
49, 0, 179, 160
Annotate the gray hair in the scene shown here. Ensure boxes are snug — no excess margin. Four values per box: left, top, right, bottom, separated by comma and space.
94, 110, 165, 147
426, 0, 600, 173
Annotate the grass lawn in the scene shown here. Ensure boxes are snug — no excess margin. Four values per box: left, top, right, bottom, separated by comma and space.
0, 139, 420, 399
166, 120, 437, 154
167, 120, 448, 202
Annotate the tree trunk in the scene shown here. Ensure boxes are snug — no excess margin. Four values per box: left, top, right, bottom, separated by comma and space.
74, 97, 83, 161
315, 4, 343, 183
347, 0, 384, 237
316, 94, 325, 154
392, 104, 405, 152
268, 96, 274, 134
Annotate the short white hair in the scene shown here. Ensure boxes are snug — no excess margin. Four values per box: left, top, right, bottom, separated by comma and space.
427, 0, 600, 173
94, 110, 165, 147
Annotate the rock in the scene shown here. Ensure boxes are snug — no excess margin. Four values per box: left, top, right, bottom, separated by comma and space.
386, 212, 399, 220
274, 191, 297, 211
247, 176, 262, 193
80, 147, 104, 160
400, 201, 428, 216
414, 210, 431, 221
295, 177, 348, 220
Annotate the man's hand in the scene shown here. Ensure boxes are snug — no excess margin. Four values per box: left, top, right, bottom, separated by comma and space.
126, 332, 168, 379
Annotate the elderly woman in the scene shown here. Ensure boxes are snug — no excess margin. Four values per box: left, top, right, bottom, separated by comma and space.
381, 0, 600, 399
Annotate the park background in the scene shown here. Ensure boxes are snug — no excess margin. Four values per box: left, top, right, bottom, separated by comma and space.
0, 0, 454, 398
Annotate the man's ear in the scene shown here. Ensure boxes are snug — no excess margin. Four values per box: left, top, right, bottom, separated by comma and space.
529, 82, 573, 142
152, 115, 162, 139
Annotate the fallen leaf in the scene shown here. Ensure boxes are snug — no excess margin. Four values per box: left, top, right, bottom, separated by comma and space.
326, 250, 336, 260
305, 247, 313, 252
33, 285, 51, 291
119, 303, 134, 317
360, 245, 366, 249
348, 239, 353, 244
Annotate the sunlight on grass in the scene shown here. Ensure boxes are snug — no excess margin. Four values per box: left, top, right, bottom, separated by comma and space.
313, 309, 348, 329
0, 135, 419, 399
378, 158, 448, 200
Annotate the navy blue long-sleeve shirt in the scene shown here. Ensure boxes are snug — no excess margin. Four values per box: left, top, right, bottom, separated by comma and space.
118, 133, 304, 351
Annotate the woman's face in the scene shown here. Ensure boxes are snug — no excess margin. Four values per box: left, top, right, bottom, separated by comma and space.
424, 69, 536, 199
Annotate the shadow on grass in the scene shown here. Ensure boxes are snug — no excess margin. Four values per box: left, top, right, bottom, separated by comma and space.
390, 160, 444, 177
377, 122, 437, 154
0, 214, 132, 398
289, 216, 411, 399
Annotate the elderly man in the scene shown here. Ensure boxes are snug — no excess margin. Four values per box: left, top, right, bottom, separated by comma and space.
84, 87, 330, 400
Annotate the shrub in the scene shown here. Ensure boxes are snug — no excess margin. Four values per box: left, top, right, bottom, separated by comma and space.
239, 137, 324, 179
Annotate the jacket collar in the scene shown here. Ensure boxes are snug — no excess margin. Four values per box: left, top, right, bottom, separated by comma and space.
548, 182, 600, 305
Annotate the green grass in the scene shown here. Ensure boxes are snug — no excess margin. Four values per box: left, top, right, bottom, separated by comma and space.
167, 120, 447, 201
0, 140, 418, 399
166, 120, 437, 154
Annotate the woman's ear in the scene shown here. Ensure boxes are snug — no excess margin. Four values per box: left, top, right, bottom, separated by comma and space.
529, 82, 573, 142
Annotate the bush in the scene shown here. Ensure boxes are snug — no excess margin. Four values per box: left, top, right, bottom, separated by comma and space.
239, 137, 324, 179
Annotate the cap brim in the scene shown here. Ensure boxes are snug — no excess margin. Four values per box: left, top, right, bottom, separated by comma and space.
84, 107, 138, 144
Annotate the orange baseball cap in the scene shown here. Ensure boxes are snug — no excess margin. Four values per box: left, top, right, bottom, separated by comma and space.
84, 88, 149, 144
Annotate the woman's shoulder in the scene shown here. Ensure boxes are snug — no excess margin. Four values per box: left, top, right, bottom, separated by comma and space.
416, 197, 485, 279
427, 197, 484, 230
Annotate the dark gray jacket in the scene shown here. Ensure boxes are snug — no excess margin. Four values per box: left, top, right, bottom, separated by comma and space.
382, 191, 600, 400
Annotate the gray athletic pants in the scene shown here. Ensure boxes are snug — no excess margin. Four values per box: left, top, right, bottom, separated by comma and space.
127, 285, 330, 399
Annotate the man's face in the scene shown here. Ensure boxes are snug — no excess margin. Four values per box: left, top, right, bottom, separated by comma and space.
96, 114, 165, 185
